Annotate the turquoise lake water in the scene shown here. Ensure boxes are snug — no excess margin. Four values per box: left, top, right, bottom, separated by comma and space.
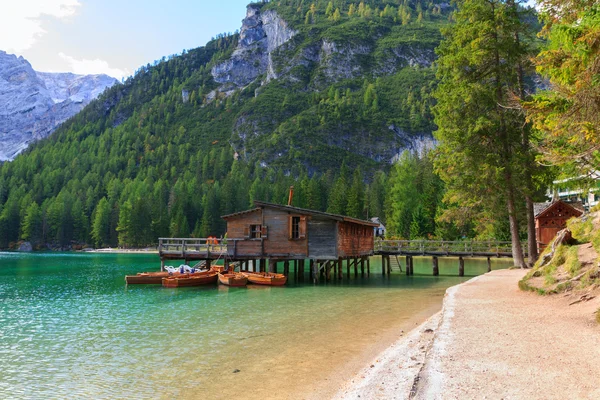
0, 252, 513, 399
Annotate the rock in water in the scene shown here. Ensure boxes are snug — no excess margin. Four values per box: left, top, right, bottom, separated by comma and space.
18, 242, 33, 252
0, 51, 118, 161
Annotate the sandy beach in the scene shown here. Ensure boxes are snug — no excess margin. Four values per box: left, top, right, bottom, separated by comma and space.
335, 269, 600, 400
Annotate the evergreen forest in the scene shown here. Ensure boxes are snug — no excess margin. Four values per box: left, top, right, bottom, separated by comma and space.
0, 0, 597, 256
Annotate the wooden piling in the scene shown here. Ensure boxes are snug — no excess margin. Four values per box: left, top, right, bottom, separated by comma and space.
311, 259, 318, 284
354, 258, 358, 277
338, 257, 343, 280
346, 258, 350, 277
269, 259, 277, 273
160, 259, 165, 272
298, 259, 305, 281
366, 257, 370, 275
283, 260, 290, 277
360, 258, 365, 276
260, 259, 266, 273
487, 257, 492, 273
381, 255, 386, 275
293, 260, 297, 280
387, 256, 391, 275
326, 261, 332, 281
459, 257, 465, 276
406, 256, 410, 276
432, 256, 439, 276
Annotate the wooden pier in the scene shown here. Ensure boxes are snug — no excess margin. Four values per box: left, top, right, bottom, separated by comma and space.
158, 237, 523, 280
377, 239, 527, 277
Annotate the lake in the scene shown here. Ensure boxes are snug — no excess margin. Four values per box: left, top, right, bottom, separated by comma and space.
0, 252, 513, 399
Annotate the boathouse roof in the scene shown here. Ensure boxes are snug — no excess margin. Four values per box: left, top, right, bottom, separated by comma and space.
222, 201, 379, 227
534, 200, 585, 218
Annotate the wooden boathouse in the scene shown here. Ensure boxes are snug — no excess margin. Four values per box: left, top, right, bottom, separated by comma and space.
534, 200, 583, 253
158, 200, 378, 282
222, 201, 379, 281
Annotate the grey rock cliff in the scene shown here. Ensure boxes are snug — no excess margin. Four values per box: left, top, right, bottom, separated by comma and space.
0, 51, 118, 161
211, 5, 297, 89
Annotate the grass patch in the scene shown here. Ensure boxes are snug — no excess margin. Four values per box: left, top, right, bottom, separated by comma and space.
567, 216, 594, 243
565, 246, 582, 277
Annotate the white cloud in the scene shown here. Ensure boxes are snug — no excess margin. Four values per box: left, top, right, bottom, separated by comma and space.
0, 0, 81, 53
59, 52, 131, 80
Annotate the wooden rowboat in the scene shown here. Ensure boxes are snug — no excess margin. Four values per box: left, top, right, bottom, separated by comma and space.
162, 271, 219, 288
241, 271, 287, 286
125, 269, 210, 285
218, 272, 248, 287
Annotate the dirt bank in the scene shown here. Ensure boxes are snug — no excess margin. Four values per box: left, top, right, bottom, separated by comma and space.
337, 269, 600, 400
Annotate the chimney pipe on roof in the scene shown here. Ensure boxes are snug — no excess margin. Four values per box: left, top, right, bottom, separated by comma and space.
288, 186, 294, 206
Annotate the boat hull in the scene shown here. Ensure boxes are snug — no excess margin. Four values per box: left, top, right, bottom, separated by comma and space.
162, 271, 218, 288
125, 269, 212, 285
241, 271, 287, 286
126, 272, 173, 284
218, 272, 248, 287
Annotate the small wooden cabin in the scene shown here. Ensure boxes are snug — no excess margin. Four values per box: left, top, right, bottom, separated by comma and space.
222, 201, 378, 261
534, 200, 584, 252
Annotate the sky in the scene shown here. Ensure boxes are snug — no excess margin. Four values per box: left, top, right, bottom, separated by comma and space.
0, 0, 252, 80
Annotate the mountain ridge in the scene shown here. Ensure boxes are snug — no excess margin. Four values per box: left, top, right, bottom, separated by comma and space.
0, 50, 117, 161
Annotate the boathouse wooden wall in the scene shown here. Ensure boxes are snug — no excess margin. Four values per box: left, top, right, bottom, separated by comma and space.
223, 201, 377, 261
226, 209, 263, 257
308, 217, 338, 259
263, 207, 308, 258
338, 221, 374, 258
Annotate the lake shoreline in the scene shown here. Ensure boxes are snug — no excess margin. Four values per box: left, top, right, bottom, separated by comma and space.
83, 248, 158, 254
333, 269, 600, 399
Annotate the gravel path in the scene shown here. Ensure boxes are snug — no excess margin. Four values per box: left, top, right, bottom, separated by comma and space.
337, 269, 600, 400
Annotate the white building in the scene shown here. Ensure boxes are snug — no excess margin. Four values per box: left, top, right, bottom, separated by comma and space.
371, 217, 386, 238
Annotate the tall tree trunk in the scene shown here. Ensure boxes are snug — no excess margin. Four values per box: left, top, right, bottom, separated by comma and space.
525, 196, 538, 266
506, 174, 526, 268
509, 0, 539, 266
492, 1, 525, 268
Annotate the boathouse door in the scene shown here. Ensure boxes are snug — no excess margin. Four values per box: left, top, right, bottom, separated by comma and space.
308, 218, 337, 259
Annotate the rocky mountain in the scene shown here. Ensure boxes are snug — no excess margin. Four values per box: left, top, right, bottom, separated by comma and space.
0, 0, 451, 248
204, 2, 442, 170
0, 51, 117, 161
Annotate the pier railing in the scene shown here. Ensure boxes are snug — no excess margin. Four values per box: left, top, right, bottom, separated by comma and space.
375, 240, 527, 257
158, 237, 231, 258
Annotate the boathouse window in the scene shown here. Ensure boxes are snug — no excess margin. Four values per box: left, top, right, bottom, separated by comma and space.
250, 224, 262, 239
289, 216, 306, 240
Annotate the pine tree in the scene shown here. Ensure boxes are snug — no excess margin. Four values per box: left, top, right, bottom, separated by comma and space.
92, 197, 111, 248
346, 169, 365, 219
21, 202, 43, 244
433, 0, 538, 267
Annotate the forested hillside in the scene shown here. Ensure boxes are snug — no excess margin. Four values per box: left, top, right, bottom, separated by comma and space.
0, 0, 455, 249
